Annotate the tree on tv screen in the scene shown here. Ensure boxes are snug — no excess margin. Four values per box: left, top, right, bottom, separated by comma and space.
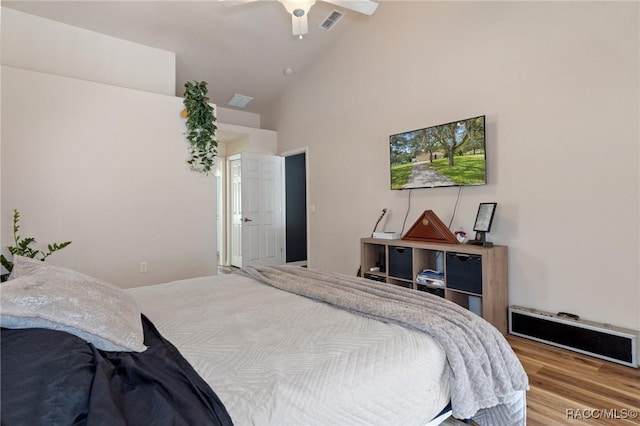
433, 116, 485, 167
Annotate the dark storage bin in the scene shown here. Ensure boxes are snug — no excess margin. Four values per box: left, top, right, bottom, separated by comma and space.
417, 284, 445, 298
363, 273, 386, 283
446, 252, 482, 294
388, 246, 413, 280
391, 280, 413, 289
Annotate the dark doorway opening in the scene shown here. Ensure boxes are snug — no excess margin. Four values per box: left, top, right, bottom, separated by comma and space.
285, 153, 307, 264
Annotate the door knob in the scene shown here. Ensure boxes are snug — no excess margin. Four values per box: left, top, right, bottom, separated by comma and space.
243, 217, 253, 222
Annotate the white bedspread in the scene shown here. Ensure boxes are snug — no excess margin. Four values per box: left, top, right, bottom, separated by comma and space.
127, 273, 451, 426
242, 266, 528, 424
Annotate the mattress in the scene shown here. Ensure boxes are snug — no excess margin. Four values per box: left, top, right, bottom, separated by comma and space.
127, 273, 451, 426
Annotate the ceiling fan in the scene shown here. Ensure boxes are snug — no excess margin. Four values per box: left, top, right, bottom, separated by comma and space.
220, 0, 379, 38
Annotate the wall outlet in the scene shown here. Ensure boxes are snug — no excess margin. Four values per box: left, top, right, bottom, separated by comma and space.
140, 262, 148, 273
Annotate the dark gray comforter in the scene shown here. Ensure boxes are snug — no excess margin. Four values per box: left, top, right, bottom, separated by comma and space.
1, 314, 233, 426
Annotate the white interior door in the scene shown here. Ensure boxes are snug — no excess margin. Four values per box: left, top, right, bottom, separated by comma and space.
241, 153, 284, 267
229, 157, 243, 267
215, 156, 225, 266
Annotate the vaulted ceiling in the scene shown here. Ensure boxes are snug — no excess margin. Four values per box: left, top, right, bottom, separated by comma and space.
3, 0, 377, 115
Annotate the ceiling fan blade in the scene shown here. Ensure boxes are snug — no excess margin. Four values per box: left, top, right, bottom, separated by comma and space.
322, 0, 378, 15
217, 0, 260, 7
292, 13, 309, 37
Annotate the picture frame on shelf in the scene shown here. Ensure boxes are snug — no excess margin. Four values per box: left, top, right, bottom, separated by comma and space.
473, 202, 497, 233
468, 202, 497, 247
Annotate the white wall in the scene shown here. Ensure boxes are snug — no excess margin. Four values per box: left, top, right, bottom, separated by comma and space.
0, 7, 273, 287
1, 66, 217, 287
219, 123, 277, 157
0, 7, 220, 287
217, 106, 262, 129
1, 7, 176, 96
0, 54, 3, 253
264, 2, 640, 330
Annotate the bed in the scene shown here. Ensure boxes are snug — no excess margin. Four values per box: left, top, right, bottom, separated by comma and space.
1, 256, 528, 425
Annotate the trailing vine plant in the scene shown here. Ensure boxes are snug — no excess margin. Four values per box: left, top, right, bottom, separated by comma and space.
0, 209, 72, 274
183, 81, 218, 175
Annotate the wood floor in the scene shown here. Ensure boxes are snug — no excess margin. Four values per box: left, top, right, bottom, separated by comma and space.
506, 335, 640, 425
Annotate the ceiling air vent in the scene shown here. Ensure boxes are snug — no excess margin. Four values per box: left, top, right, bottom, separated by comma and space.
227, 94, 253, 109
320, 10, 344, 31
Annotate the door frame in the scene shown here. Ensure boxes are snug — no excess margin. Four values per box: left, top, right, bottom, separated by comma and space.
279, 147, 310, 268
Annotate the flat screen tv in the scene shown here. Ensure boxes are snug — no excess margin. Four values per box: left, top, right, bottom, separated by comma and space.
389, 115, 486, 190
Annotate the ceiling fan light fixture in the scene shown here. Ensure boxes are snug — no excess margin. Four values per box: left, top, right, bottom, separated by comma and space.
279, 0, 316, 15
280, 0, 315, 37
218, 0, 378, 38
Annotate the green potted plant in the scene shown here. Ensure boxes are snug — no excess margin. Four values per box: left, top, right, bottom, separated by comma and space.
182, 80, 218, 175
0, 209, 72, 281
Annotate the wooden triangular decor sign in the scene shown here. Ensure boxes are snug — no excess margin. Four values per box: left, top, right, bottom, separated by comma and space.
402, 210, 459, 244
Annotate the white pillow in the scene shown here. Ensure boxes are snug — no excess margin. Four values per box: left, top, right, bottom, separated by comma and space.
1, 256, 147, 352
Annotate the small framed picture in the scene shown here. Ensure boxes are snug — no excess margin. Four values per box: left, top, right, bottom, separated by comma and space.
473, 202, 497, 233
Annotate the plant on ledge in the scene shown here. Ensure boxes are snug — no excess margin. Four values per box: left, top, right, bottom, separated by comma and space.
182, 80, 218, 175
0, 209, 72, 276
